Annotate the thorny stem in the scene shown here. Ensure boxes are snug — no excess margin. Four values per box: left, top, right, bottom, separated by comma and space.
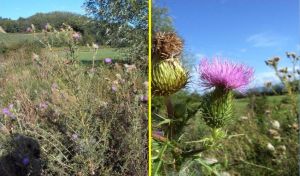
164, 96, 174, 140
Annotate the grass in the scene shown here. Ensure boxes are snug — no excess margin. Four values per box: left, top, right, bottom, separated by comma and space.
0, 33, 123, 61
0, 32, 35, 46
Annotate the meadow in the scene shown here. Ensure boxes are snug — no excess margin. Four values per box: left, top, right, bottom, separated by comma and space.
151, 31, 299, 176
0, 30, 148, 175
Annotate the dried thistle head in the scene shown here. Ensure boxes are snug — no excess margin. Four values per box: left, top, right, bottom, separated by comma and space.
286, 51, 297, 59
279, 67, 288, 74
265, 56, 280, 67
152, 32, 183, 61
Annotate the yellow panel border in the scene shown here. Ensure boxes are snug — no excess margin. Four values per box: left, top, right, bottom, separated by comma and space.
148, 0, 152, 175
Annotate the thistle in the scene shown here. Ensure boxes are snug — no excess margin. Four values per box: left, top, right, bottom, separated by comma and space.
152, 58, 188, 96
152, 32, 188, 96
198, 58, 253, 128
152, 32, 183, 61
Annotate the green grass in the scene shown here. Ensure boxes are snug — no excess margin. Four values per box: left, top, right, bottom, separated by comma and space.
0, 32, 35, 46
0, 33, 123, 61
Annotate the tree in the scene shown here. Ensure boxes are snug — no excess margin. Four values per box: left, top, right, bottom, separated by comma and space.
152, 5, 174, 33
83, 0, 148, 61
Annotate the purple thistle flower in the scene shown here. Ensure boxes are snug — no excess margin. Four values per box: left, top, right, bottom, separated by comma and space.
104, 58, 112, 64
140, 95, 148, 103
111, 85, 117, 92
2, 108, 12, 116
72, 32, 81, 41
198, 58, 253, 91
22, 156, 30, 166
39, 102, 48, 110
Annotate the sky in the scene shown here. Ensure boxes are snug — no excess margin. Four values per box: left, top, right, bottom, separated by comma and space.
157, 0, 300, 90
0, 0, 85, 20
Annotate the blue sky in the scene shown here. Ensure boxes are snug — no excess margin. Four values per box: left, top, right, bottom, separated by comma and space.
0, 0, 85, 20
157, 0, 300, 89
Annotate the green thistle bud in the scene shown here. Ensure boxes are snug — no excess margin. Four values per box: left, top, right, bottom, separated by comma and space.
201, 87, 233, 128
152, 58, 188, 96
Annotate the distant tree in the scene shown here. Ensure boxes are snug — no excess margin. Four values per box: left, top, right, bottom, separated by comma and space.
152, 4, 174, 33
83, 0, 148, 61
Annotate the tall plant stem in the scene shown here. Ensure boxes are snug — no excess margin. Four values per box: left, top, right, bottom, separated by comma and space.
164, 96, 174, 140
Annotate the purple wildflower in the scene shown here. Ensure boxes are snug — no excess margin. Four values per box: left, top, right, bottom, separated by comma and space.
71, 133, 78, 141
104, 58, 112, 64
2, 108, 12, 116
72, 32, 81, 41
22, 157, 30, 166
140, 95, 148, 103
198, 58, 253, 91
153, 130, 164, 136
39, 102, 48, 110
111, 85, 117, 92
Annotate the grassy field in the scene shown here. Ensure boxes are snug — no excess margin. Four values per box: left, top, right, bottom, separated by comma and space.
0, 32, 35, 46
0, 33, 124, 61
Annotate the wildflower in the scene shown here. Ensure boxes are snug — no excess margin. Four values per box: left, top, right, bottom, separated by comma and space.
153, 130, 164, 136
51, 83, 59, 91
199, 58, 253, 128
115, 74, 122, 80
92, 43, 99, 49
71, 133, 78, 141
22, 156, 30, 166
271, 120, 280, 130
140, 95, 148, 103
267, 143, 275, 152
143, 81, 148, 89
26, 27, 32, 33
31, 24, 35, 32
111, 85, 117, 92
286, 52, 297, 59
39, 102, 48, 110
72, 32, 81, 41
1, 104, 15, 119
124, 64, 137, 72
2, 108, 12, 116
198, 58, 253, 91
44, 23, 52, 31
104, 58, 112, 64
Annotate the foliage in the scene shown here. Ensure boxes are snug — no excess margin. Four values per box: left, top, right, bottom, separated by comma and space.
84, 0, 148, 64
152, 4, 175, 33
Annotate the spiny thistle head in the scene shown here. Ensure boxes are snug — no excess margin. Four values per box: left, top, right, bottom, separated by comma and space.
152, 58, 188, 96
201, 88, 233, 128
199, 58, 253, 128
198, 58, 254, 92
152, 32, 183, 61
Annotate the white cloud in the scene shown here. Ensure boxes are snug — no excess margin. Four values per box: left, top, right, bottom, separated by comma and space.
250, 71, 280, 88
246, 32, 288, 48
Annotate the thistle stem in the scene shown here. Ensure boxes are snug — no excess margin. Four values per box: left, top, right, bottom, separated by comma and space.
164, 96, 174, 139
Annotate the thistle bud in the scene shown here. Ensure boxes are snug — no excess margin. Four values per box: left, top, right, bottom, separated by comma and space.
152, 58, 188, 96
201, 87, 233, 128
